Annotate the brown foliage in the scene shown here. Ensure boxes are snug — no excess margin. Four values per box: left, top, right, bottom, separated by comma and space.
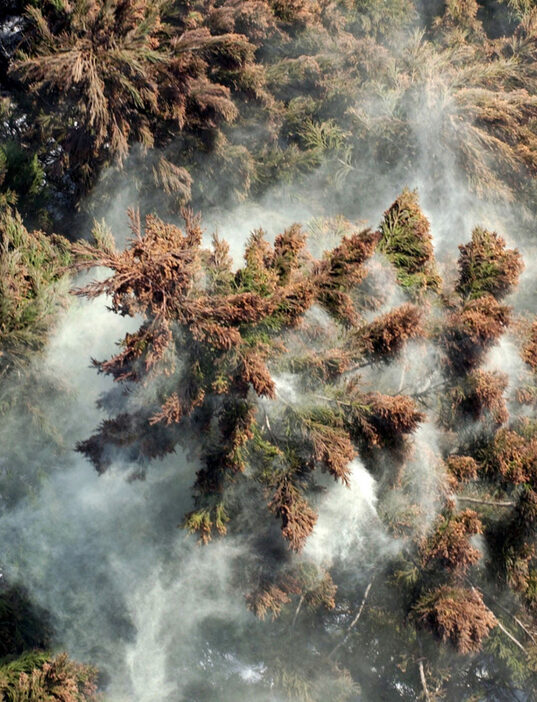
413, 586, 497, 654
273, 224, 308, 283
522, 320, 537, 371
208, 1, 281, 46
11, 0, 251, 189
516, 383, 537, 406
349, 392, 424, 448
317, 290, 358, 327
183, 503, 229, 544
239, 350, 276, 398
443, 370, 509, 427
274, 280, 318, 329
319, 229, 379, 288
289, 348, 352, 385
149, 393, 183, 426
484, 428, 537, 485
72, 209, 203, 321
355, 303, 423, 360
445, 369, 509, 426
246, 566, 336, 620
316, 229, 379, 325
96, 320, 173, 382
308, 422, 355, 486
421, 509, 483, 574
246, 578, 299, 620
443, 295, 511, 373
268, 476, 318, 551
303, 570, 337, 612
445, 455, 479, 488
190, 318, 242, 351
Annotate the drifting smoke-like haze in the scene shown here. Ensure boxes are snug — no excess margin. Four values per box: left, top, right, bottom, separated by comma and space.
3, 4, 537, 701
0, 296, 388, 700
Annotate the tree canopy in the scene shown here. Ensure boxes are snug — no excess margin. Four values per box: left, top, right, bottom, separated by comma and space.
4, 1, 537, 700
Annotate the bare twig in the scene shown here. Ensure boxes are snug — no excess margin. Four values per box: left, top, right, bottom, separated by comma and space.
291, 594, 305, 629
398, 361, 407, 393
262, 407, 279, 444
457, 496, 515, 508
314, 394, 353, 407
418, 659, 432, 702
512, 614, 537, 646
328, 581, 373, 659
496, 619, 527, 653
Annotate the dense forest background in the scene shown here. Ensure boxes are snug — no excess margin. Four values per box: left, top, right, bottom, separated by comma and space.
4, 0, 537, 700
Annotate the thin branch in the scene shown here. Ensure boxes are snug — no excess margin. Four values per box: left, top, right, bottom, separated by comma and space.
291, 594, 305, 629
512, 614, 537, 646
314, 394, 353, 408
418, 660, 432, 702
409, 381, 447, 399
328, 581, 373, 659
415, 396, 432, 410
262, 407, 279, 444
398, 360, 407, 393
496, 619, 527, 653
457, 496, 515, 507
337, 157, 355, 171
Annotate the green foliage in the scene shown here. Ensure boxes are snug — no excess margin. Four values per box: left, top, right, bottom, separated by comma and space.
4, 0, 537, 697
0, 207, 71, 373
352, 0, 418, 39
0, 141, 46, 220
273, 662, 358, 702
378, 189, 441, 295
184, 503, 230, 543
4, 0, 537, 230
456, 226, 523, 300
